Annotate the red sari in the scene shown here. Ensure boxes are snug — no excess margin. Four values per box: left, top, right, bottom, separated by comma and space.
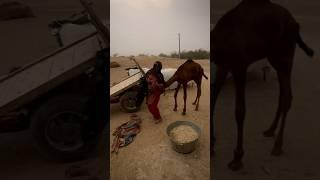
146, 73, 164, 120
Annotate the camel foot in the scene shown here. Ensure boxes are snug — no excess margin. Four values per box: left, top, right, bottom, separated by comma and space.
263, 129, 275, 137
195, 107, 199, 111
173, 108, 177, 112
271, 147, 284, 156
228, 160, 243, 171
182, 111, 186, 115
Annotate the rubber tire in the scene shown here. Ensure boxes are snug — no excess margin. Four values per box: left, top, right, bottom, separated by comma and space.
120, 91, 141, 113
30, 95, 99, 162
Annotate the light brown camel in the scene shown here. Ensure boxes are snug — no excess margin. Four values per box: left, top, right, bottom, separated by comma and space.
211, 0, 314, 170
165, 59, 208, 115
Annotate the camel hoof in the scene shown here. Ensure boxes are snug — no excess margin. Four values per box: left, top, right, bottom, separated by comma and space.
271, 147, 284, 156
182, 111, 186, 115
228, 160, 243, 171
263, 129, 275, 137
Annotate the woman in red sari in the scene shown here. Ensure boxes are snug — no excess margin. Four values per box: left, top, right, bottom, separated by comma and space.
145, 61, 165, 123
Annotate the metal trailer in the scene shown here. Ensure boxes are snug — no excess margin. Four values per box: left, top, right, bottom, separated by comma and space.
110, 58, 146, 113
0, 1, 108, 161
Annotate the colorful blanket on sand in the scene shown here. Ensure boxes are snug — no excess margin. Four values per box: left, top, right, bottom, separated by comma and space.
111, 114, 142, 154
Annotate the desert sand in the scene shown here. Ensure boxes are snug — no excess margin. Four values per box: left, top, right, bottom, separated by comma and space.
110, 56, 210, 180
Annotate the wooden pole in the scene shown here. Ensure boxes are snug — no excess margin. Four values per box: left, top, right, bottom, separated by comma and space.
130, 57, 146, 77
178, 33, 181, 59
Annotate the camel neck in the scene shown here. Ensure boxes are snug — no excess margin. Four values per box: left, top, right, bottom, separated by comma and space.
165, 75, 177, 88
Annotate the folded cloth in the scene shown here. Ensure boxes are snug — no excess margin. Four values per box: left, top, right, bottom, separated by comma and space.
111, 114, 142, 154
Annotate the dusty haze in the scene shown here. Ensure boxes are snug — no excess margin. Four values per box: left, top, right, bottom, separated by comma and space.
111, 0, 210, 56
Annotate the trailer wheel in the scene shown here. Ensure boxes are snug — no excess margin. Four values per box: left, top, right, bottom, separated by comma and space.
31, 95, 99, 162
120, 91, 140, 113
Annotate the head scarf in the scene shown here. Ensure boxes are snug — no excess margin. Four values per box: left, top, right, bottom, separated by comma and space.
146, 61, 165, 84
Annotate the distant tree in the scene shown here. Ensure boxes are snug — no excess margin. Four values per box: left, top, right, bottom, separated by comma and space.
158, 49, 210, 59
180, 49, 209, 59
170, 51, 179, 58
159, 53, 168, 57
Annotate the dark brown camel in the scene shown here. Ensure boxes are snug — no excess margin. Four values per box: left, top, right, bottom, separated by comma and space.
211, 0, 314, 170
165, 59, 208, 115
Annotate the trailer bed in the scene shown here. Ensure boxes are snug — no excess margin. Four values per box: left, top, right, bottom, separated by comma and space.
0, 31, 103, 116
110, 72, 143, 97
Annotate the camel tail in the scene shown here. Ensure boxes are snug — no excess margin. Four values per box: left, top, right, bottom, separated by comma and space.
297, 31, 314, 57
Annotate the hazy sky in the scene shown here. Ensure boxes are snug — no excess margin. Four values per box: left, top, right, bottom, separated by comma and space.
111, 0, 210, 56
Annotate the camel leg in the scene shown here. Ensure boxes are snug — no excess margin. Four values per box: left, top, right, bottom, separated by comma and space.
264, 59, 293, 138
264, 59, 284, 137
173, 83, 181, 111
192, 81, 198, 105
263, 84, 282, 137
228, 68, 246, 171
192, 82, 198, 105
192, 96, 197, 105
182, 83, 187, 115
212, 65, 228, 113
264, 105, 281, 137
195, 80, 202, 111
263, 51, 294, 156
211, 65, 228, 156
271, 67, 292, 156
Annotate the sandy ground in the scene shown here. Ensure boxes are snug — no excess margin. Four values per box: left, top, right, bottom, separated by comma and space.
0, 1, 107, 180
213, 0, 320, 179
110, 57, 210, 180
